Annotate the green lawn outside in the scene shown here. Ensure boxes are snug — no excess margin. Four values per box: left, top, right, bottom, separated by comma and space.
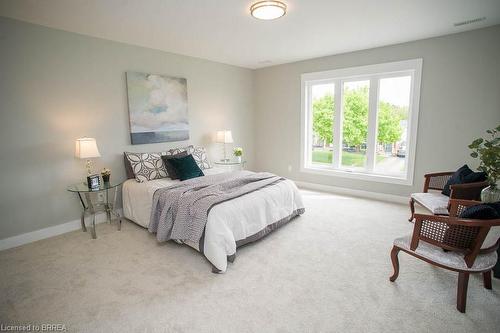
312, 150, 385, 167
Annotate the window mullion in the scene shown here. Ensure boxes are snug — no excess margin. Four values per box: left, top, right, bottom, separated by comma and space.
366, 77, 379, 172
332, 80, 342, 169
306, 83, 313, 165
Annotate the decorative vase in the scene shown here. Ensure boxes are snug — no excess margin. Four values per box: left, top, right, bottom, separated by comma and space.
237, 156, 242, 163
481, 184, 500, 203
102, 174, 110, 184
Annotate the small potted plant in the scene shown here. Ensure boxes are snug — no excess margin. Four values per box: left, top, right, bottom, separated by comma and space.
468, 124, 500, 202
233, 147, 243, 163
101, 168, 111, 184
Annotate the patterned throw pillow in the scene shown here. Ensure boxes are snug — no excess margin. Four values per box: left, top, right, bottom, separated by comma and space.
164, 145, 211, 170
166, 146, 191, 156
188, 146, 211, 170
125, 152, 168, 182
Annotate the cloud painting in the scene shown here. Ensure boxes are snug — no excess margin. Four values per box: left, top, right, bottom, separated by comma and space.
126, 72, 189, 144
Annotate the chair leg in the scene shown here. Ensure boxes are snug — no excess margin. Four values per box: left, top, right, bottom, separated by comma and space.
389, 246, 400, 282
483, 270, 492, 290
457, 272, 470, 313
408, 198, 415, 222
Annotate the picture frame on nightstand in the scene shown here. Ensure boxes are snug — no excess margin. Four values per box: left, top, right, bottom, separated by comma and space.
86, 174, 101, 189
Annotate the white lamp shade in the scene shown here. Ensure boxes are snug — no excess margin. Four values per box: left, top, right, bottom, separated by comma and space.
75, 137, 101, 159
216, 130, 234, 144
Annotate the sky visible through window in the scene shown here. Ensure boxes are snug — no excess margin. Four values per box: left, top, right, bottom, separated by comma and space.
312, 77, 411, 107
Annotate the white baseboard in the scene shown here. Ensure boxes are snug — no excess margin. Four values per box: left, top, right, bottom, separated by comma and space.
1, 182, 406, 251
0, 209, 123, 251
293, 180, 408, 204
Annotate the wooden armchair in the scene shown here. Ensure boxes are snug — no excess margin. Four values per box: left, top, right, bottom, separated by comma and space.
408, 171, 488, 221
390, 199, 500, 312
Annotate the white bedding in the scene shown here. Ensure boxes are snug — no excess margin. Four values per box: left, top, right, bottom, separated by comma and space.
122, 168, 304, 272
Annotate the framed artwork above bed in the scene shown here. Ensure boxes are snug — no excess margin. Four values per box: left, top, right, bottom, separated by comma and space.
126, 72, 189, 144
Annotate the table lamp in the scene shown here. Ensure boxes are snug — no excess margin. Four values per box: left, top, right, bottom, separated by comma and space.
216, 130, 233, 161
75, 137, 101, 175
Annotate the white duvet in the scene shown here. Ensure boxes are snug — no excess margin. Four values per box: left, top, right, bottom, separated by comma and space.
122, 168, 304, 272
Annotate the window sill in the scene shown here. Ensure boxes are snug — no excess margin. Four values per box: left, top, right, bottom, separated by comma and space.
301, 164, 413, 186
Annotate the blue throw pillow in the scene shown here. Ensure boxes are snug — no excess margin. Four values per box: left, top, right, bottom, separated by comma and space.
442, 202, 500, 250
161, 151, 188, 180
167, 154, 204, 181
441, 165, 487, 196
459, 203, 500, 220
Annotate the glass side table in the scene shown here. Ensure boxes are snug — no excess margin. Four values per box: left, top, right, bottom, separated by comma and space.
67, 180, 123, 239
213, 160, 247, 171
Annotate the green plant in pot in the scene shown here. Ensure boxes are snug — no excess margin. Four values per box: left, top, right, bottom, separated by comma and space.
233, 147, 243, 163
468, 125, 500, 202
101, 168, 111, 183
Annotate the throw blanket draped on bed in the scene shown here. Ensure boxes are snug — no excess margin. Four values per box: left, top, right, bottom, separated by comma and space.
149, 171, 284, 243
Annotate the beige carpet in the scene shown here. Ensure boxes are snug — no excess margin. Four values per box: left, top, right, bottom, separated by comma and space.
1, 190, 499, 332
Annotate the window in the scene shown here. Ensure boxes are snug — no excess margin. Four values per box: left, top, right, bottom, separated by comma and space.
301, 59, 422, 185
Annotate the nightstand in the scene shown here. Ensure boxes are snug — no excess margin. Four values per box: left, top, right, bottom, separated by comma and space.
67, 180, 123, 239
213, 160, 247, 171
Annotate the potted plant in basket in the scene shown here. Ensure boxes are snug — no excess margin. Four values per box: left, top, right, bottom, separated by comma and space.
468, 124, 500, 202
233, 147, 243, 163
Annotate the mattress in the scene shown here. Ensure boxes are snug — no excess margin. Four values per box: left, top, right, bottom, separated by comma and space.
122, 168, 304, 272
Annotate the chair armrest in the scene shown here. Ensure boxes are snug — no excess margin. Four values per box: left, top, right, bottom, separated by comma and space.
449, 181, 489, 201
414, 213, 500, 227
448, 199, 482, 217
411, 214, 500, 268
424, 172, 455, 177
423, 172, 454, 192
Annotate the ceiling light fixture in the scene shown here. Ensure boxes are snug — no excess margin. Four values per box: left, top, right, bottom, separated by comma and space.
250, 1, 287, 20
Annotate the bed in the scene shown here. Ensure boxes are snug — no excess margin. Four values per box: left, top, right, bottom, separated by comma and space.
122, 167, 304, 272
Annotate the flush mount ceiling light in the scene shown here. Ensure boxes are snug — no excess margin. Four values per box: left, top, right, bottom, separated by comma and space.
250, 1, 287, 20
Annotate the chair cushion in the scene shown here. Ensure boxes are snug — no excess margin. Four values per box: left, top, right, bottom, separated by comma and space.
411, 192, 449, 215
394, 235, 498, 272
441, 164, 487, 196
483, 227, 500, 249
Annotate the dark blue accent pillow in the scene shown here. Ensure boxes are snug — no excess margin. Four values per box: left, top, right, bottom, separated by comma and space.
167, 154, 204, 181
441, 165, 487, 196
459, 203, 500, 220
161, 151, 188, 180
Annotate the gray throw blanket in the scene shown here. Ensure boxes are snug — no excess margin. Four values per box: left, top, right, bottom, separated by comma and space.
148, 171, 284, 243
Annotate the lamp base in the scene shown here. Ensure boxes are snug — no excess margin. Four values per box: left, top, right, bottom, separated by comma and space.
85, 159, 94, 175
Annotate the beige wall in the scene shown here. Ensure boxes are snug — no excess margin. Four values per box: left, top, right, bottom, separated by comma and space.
0, 17, 254, 239
254, 25, 500, 197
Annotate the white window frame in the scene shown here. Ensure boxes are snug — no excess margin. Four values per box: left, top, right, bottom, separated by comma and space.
300, 59, 422, 185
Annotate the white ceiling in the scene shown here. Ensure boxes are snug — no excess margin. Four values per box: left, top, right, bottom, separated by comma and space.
1, 0, 499, 69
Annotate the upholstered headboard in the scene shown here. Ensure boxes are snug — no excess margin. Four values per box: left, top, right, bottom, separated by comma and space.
123, 153, 135, 179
